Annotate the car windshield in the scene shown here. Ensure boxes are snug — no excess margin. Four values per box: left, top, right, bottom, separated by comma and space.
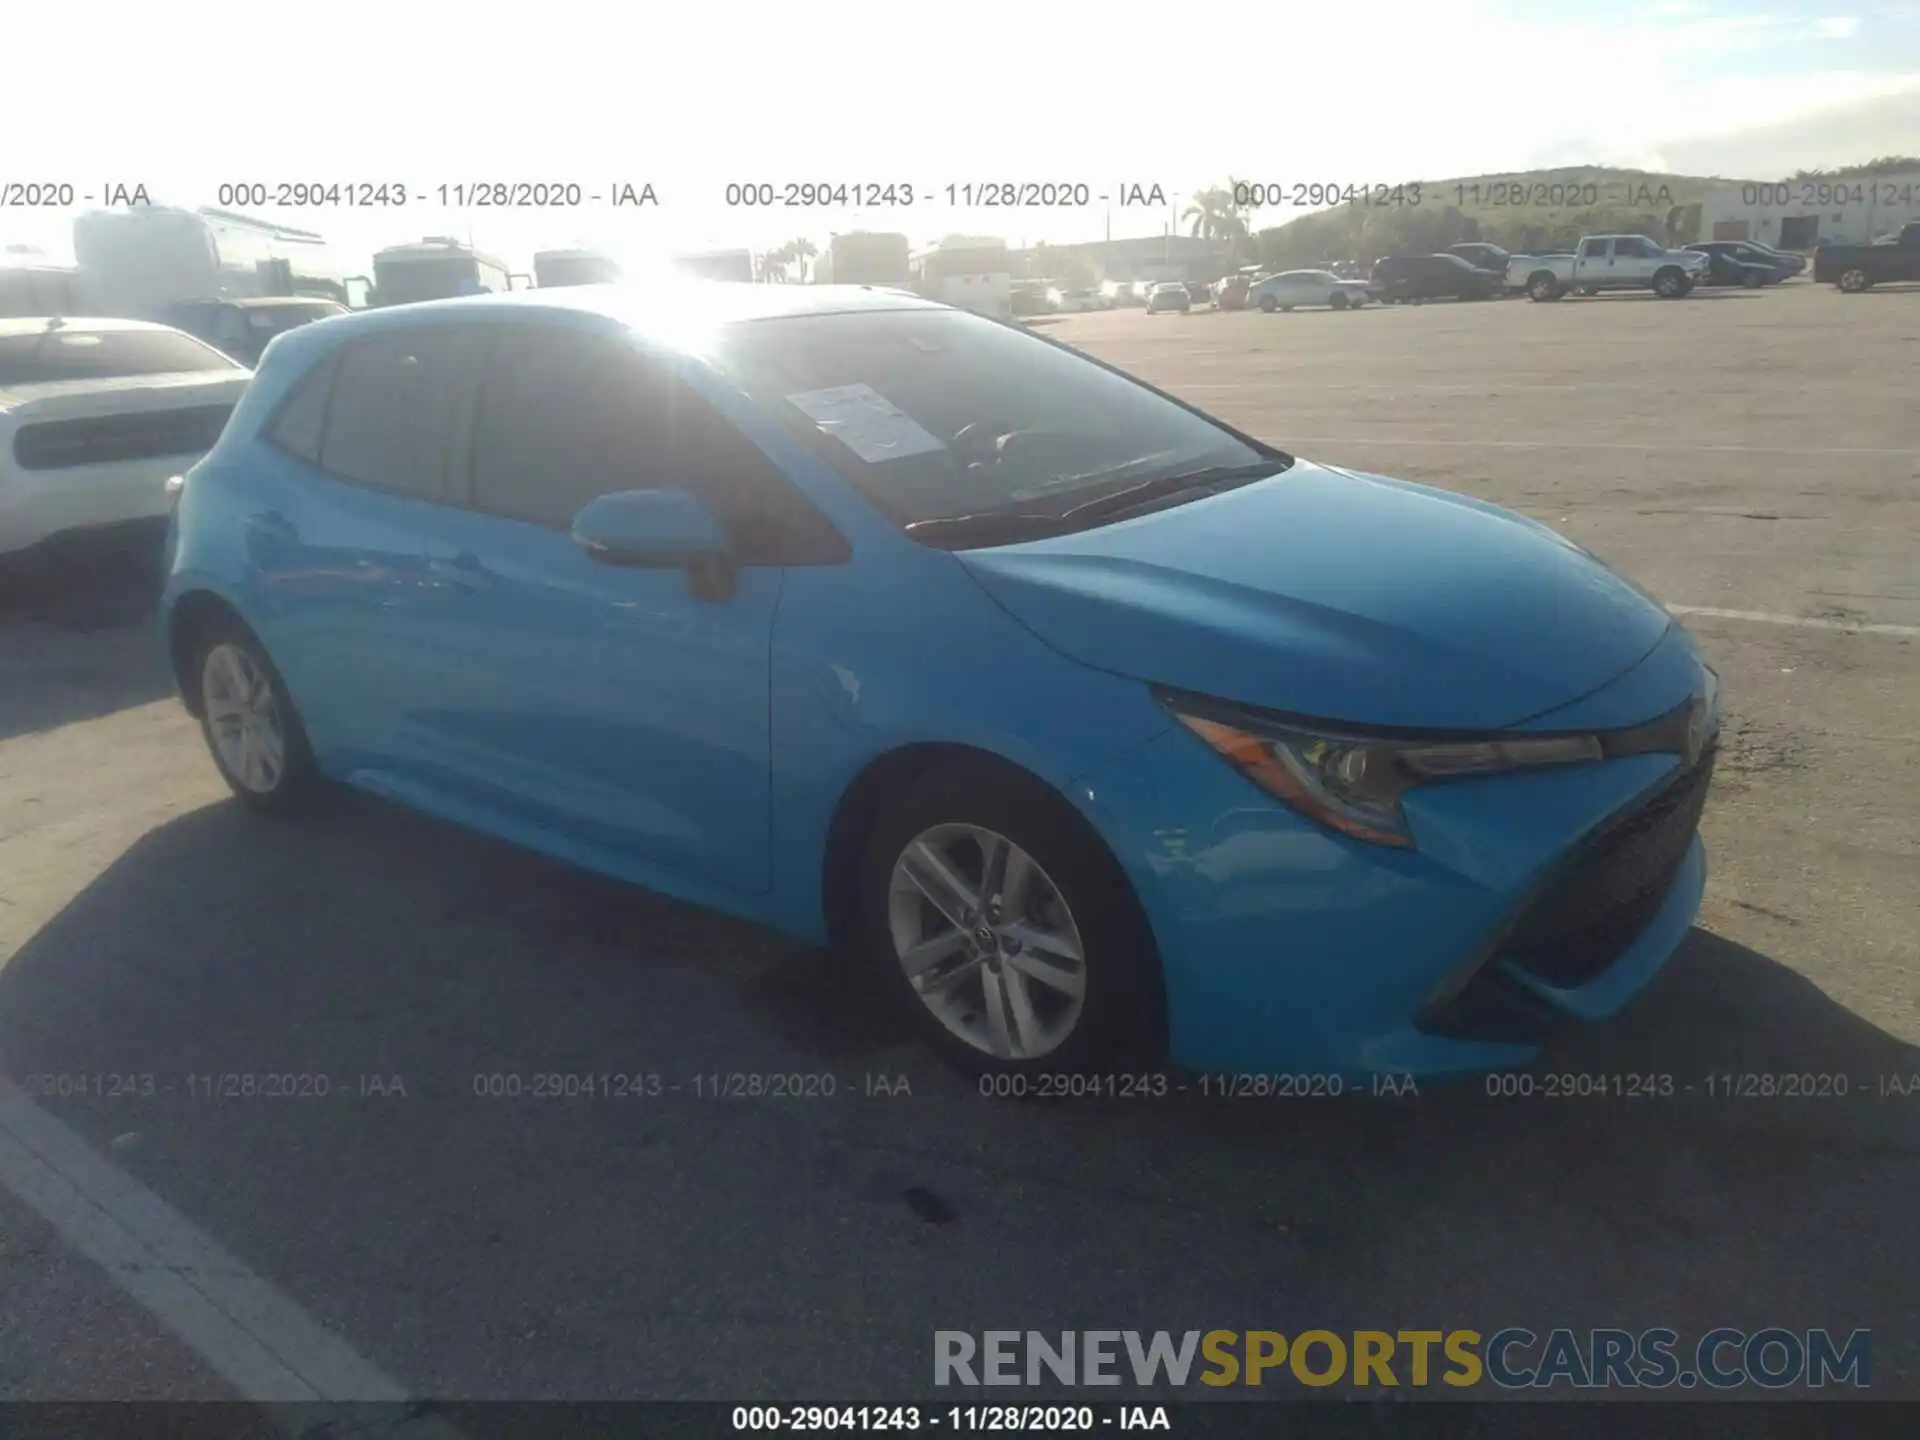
710, 307, 1279, 537
0, 326, 242, 386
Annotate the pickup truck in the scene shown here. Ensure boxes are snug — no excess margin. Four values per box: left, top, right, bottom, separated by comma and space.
1813, 221, 1920, 291
1506, 235, 1710, 301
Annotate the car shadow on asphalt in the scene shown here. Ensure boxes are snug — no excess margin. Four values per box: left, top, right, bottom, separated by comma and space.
0, 558, 173, 743
1, 795, 1915, 1395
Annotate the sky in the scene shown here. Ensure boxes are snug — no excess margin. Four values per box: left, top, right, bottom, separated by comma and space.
4, 0, 1917, 274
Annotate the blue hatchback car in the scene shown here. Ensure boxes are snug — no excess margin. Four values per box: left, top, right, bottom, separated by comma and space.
161, 284, 1718, 1080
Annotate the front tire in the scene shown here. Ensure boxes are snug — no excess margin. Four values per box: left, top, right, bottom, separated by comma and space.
1741, 269, 1763, 288
191, 618, 322, 814
1653, 268, 1688, 298
854, 761, 1163, 1076
1330, 292, 1349, 310
1258, 294, 1278, 313
1837, 268, 1872, 292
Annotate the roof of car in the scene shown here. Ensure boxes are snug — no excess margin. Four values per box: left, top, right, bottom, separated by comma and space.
280, 282, 950, 355
0, 316, 181, 338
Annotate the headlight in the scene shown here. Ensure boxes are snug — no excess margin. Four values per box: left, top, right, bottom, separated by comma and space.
1165, 700, 1603, 848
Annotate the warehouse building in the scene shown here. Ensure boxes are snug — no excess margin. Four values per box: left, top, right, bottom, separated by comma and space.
1696, 169, 1920, 249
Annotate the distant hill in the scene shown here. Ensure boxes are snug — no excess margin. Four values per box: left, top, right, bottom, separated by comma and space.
1249, 165, 1754, 266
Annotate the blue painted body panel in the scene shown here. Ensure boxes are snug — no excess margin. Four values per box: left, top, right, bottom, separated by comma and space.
163, 288, 1712, 1075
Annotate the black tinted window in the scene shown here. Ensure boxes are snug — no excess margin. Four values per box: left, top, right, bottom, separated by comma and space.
1579, 239, 1609, 258
471, 325, 843, 564
265, 355, 337, 463
0, 326, 241, 387
318, 330, 465, 500
472, 329, 658, 530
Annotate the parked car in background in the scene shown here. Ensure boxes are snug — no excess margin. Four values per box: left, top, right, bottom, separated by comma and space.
1812, 222, 1920, 291
1370, 254, 1501, 303
1049, 287, 1100, 313
1183, 282, 1213, 307
1010, 282, 1054, 317
1145, 282, 1191, 314
162, 297, 350, 367
161, 284, 1720, 1080
1099, 280, 1138, 308
1213, 275, 1252, 311
1445, 242, 1512, 274
1737, 239, 1807, 276
1, 317, 250, 577
1686, 241, 1798, 283
1683, 248, 1776, 289
1507, 236, 1709, 301
1251, 270, 1372, 312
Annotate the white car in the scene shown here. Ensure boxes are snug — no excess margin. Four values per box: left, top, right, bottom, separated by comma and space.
0, 317, 250, 566
1250, 270, 1373, 312
1048, 287, 1100, 313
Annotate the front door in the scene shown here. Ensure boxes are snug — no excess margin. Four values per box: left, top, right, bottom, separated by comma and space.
423, 322, 780, 894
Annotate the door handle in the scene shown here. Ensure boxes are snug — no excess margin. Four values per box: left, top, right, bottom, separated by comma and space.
427, 552, 492, 591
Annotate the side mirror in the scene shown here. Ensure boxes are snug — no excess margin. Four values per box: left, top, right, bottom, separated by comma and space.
571, 489, 734, 598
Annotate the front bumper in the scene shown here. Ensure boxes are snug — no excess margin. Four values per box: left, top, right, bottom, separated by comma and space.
1070, 721, 1707, 1080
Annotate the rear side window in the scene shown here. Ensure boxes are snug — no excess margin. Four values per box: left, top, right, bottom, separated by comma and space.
318, 330, 466, 502
470, 325, 844, 564
1580, 238, 1609, 258
264, 354, 337, 463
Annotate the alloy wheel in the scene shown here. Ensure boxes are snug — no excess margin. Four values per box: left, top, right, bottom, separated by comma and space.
888, 823, 1087, 1061
202, 642, 287, 794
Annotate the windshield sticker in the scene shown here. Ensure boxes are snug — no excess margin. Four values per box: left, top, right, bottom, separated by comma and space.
785, 383, 946, 465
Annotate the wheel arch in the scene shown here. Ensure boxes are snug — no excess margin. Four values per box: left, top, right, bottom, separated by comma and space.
167, 588, 253, 718
819, 741, 1130, 948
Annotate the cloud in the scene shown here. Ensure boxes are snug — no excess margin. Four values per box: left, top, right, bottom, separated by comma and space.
1813, 16, 1861, 37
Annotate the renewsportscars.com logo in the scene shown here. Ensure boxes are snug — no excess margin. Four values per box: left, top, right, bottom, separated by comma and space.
933, 1329, 1871, 1390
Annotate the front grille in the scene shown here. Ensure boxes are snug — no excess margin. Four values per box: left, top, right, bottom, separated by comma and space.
12, 404, 234, 472
1497, 750, 1715, 989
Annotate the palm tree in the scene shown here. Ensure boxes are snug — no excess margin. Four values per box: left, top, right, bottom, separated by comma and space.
1183, 185, 1252, 268
757, 243, 793, 283
786, 237, 818, 283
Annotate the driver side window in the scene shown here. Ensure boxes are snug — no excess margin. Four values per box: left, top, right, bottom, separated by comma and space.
468, 323, 846, 564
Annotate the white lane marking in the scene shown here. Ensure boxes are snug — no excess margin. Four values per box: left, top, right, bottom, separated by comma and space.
0, 1076, 463, 1434
1667, 605, 1920, 638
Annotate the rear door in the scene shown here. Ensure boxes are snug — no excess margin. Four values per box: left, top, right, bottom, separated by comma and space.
1573, 236, 1612, 286
240, 325, 485, 781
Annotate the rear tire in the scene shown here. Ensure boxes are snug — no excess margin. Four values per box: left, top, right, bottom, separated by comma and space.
1330, 292, 1349, 310
1258, 294, 1278, 313
1838, 268, 1872, 292
188, 615, 323, 815
1741, 269, 1762, 288
1528, 273, 1562, 302
853, 760, 1164, 1077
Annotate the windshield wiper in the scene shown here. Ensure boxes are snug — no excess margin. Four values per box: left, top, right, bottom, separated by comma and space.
903, 458, 1292, 550
1057, 459, 1291, 523
903, 508, 1073, 547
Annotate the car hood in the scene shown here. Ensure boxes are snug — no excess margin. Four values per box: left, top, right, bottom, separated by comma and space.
955, 460, 1675, 730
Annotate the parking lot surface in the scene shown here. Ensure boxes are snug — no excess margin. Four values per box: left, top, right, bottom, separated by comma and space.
1, 282, 1916, 1407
